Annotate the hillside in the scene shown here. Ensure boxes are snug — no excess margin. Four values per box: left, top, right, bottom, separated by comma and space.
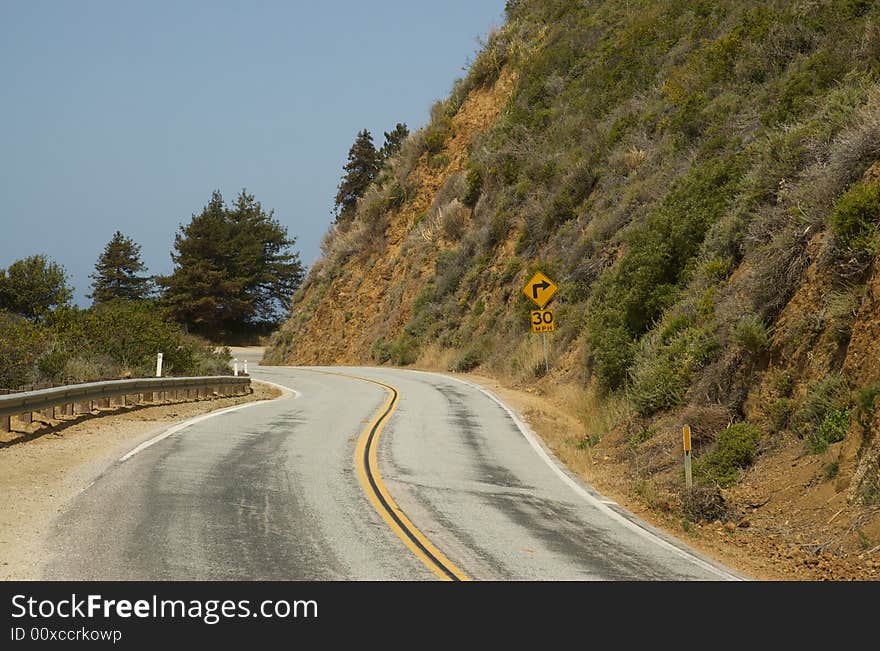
265, 0, 880, 579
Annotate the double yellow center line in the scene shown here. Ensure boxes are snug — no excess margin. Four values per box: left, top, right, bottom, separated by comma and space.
311, 369, 470, 581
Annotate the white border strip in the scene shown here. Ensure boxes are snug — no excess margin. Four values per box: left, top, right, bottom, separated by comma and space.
433, 372, 744, 581
119, 380, 299, 462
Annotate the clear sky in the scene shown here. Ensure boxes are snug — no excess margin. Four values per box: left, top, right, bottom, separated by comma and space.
0, 0, 507, 306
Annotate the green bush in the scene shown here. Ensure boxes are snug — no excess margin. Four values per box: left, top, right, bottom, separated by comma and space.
388, 334, 419, 366
47, 301, 228, 380
731, 313, 770, 355
370, 337, 391, 364
428, 153, 450, 169
463, 164, 484, 207
808, 408, 850, 454
793, 374, 849, 439
449, 348, 483, 373
424, 116, 453, 155
0, 311, 48, 389
695, 422, 762, 488
587, 157, 742, 390
829, 180, 880, 256
767, 398, 794, 434
629, 322, 719, 416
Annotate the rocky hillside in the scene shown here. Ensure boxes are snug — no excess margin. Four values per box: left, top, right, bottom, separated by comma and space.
266, 0, 880, 576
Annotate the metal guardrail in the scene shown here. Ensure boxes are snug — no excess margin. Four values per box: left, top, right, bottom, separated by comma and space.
0, 376, 251, 428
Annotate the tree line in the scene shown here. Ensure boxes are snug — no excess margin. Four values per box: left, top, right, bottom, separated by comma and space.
0, 189, 304, 341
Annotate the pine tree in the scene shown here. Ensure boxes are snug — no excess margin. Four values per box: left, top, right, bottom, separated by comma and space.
333, 129, 380, 224
88, 231, 153, 304
157, 190, 304, 340
379, 123, 409, 162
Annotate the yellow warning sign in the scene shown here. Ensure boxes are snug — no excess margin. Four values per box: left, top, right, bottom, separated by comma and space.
531, 309, 556, 334
522, 272, 558, 309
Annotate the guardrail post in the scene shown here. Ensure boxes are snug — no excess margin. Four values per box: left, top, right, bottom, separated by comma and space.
1, 415, 9, 433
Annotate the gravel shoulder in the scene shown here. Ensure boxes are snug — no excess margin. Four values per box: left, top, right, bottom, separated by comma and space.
0, 380, 280, 580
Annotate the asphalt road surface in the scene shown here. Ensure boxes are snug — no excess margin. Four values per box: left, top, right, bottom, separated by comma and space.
41, 353, 741, 580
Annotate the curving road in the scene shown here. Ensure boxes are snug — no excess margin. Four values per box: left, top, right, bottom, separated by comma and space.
41, 351, 741, 581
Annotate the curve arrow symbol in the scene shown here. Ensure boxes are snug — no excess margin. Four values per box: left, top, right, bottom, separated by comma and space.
532, 280, 550, 299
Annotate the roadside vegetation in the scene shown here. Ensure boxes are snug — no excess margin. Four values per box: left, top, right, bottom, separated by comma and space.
1, 189, 305, 389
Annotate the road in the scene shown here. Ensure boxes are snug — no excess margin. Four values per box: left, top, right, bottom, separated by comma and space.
41, 351, 741, 580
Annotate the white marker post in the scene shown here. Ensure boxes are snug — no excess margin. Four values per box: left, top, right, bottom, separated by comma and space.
155, 352, 163, 377
683, 424, 693, 490
233, 359, 239, 377
243, 360, 248, 375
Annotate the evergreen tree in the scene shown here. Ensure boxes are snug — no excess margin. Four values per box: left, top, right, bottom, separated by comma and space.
379, 123, 409, 162
157, 190, 304, 340
88, 231, 153, 304
0, 254, 72, 321
334, 129, 380, 224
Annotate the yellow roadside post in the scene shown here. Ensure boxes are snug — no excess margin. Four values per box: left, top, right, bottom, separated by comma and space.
683, 424, 693, 490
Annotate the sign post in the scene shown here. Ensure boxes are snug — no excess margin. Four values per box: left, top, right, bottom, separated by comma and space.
683, 424, 693, 490
523, 272, 559, 375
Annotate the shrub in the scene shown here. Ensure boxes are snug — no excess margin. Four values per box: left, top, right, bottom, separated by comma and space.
587, 156, 743, 390
823, 287, 862, 345
428, 153, 450, 169
855, 384, 880, 431
48, 301, 227, 379
829, 180, 880, 257
440, 200, 468, 241
767, 398, 794, 433
463, 164, 484, 207
793, 373, 849, 439
694, 422, 762, 488
824, 461, 840, 480
423, 114, 453, 155
449, 348, 483, 373
808, 408, 850, 453
629, 321, 719, 416
682, 485, 728, 522
0, 311, 47, 388
370, 337, 391, 364
731, 313, 770, 355
388, 334, 419, 366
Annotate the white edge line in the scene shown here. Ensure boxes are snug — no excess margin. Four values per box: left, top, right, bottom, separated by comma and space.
432, 372, 745, 581
119, 381, 300, 462
251, 378, 301, 400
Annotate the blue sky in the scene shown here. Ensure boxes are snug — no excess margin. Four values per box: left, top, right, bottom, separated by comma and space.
0, 0, 507, 306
